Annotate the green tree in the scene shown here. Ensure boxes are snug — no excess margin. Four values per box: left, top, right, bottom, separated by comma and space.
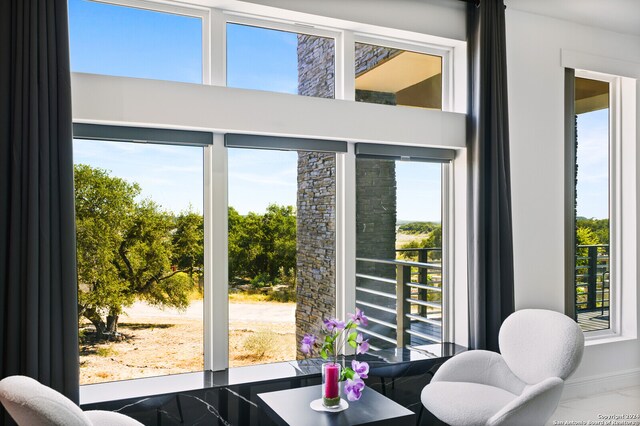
227, 204, 297, 285
173, 210, 204, 279
576, 218, 609, 244
75, 165, 203, 338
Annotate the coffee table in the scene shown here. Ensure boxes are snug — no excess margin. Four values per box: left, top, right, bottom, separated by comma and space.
257, 384, 415, 426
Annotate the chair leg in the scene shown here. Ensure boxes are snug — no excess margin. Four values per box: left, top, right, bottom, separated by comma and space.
380, 377, 386, 396
157, 408, 162, 426
417, 404, 424, 426
176, 394, 184, 424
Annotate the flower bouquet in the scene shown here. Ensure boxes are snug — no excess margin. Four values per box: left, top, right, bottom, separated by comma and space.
300, 308, 371, 408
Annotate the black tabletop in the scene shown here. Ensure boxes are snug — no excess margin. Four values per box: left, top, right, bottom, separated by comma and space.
257, 384, 415, 426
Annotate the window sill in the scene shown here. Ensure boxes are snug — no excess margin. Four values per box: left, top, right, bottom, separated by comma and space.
584, 332, 637, 346
79, 342, 466, 408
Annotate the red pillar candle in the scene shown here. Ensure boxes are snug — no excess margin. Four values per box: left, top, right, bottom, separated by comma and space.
324, 363, 340, 399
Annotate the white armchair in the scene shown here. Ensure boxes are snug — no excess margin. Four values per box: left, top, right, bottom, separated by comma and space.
0, 375, 143, 426
421, 309, 584, 426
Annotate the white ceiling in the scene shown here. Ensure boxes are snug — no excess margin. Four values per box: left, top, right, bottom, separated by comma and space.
504, 0, 640, 37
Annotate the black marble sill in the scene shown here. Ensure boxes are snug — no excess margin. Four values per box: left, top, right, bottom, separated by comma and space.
79, 342, 466, 408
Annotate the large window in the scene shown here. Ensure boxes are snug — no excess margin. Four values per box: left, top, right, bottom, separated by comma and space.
355, 145, 452, 350
73, 126, 207, 384
567, 72, 615, 333
69, 1, 464, 386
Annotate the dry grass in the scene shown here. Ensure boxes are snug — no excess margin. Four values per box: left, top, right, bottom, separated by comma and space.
395, 232, 429, 249
79, 301, 296, 385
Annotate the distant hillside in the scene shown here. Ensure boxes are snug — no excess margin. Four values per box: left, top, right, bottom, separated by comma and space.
397, 221, 440, 235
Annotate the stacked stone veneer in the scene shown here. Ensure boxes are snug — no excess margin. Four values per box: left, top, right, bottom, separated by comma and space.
295, 152, 336, 357
295, 35, 337, 357
294, 36, 399, 354
297, 35, 335, 98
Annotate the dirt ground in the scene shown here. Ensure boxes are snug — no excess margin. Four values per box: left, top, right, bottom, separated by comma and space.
79, 300, 296, 385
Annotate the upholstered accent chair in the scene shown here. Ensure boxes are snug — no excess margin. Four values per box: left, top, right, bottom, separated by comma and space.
421, 309, 585, 426
0, 375, 143, 426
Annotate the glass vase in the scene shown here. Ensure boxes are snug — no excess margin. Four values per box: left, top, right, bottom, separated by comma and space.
322, 362, 341, 408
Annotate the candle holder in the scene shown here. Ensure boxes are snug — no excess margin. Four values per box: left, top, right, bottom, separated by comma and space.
322, 362, 342, 408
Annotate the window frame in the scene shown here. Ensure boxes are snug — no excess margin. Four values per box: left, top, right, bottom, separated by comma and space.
353, 143, 454, 346
72, 124, 213, 379
566, 69, 621, 338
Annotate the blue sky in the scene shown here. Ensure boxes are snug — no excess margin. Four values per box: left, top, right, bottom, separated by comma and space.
576, 109, 609, 219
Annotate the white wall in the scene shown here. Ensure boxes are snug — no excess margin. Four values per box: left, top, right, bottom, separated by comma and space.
506, 8, 640, 392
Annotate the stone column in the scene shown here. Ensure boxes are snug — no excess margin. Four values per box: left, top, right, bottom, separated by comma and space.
294, 36, 400, 353
295, 35, 337, 357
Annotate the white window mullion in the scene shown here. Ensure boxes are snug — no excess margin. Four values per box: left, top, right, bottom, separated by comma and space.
336, 144, 356, 323
340, 31, 356, 102
209, 134, 229, 371
203, 144, 214, 371
201, 8, 212, 85
211, 8, 226, 87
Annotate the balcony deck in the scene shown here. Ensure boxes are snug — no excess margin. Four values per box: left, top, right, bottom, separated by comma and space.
577, 309, 610, 332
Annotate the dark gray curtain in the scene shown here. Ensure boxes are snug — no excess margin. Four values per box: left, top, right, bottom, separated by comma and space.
0, 0, 79, 414
467, 0, 515, 351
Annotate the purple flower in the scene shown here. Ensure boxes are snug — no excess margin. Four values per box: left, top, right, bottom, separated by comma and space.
344, 376, 365, 401
349, 308, 368, 326
351, 360, 369, 379
356, 333, 370, 355
323, 318, 346, 332
300, 334, 317, 355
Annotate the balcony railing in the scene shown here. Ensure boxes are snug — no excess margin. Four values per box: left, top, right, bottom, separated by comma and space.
575, 244, 609, 314
355, 244, 609, 349
355, 248, 443, 350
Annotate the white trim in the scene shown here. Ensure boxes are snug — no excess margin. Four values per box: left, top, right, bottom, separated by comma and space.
71, 73, 466, 149
337, 144, 357, 322
210, 134, 229, 370
562, 49, 640, 80
354, 33, 453, 58
452, 149, 469, 347
92, 0, 210, 17
210, 9, 226, 86
224, 12, 343, 40
576, 70, 620, 338
340, 31, 356, 102
203, 145, 214, 370
441, 162, 453, 341
573, 69, 638, 343
562, 368, 640, 401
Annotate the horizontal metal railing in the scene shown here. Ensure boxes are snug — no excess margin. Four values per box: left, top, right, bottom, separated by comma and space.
575, 244, 609, 315
355, 248, 443, 349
